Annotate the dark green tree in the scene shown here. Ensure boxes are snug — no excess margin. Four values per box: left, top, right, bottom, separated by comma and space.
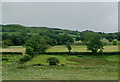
25, 35, 49, 54
112, 40, 117, 45
2, 33, 10, 40
75, 37, 81, 41
26, 47, 34, 57
66, 42, 72, 53
2, 39, 14, 46
60, 34, 74, 44
108, 38, 113, 42
84, 32, 104, 53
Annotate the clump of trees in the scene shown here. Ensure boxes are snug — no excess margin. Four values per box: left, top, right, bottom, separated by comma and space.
83, 32, 104, 54
2, 39, 13, 48
25, 34, 74, 56
2, 32, 29, 47
25, 35, 50, 56
60, 34, 74, 44
47, 57, 60, 65
2, 24, 119, 56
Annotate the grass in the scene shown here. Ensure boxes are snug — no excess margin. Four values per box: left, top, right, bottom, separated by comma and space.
2, 54, 23, 64
2, 65, 118, 80
1, 46, 26, 55
103, 45, 118, 52
46, 45, 118, 52
1, 44, 118, 80
46, 45, 88, 52
26, 55, 78, 65
1, 45, 118, 53
2, 54, 118, 80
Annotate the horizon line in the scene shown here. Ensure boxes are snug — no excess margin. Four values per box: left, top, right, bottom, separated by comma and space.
1, 23, 118, 33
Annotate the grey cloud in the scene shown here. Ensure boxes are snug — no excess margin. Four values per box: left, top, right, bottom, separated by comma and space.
2, 2, 118, 33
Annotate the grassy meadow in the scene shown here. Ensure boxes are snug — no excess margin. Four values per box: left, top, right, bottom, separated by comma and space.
2, 54, 118, 80
46, 45, 118, 52
2, 44, 119, 80
1, 45, 118, 53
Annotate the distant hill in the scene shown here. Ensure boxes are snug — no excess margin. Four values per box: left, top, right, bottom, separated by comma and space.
1, 24, 119, 40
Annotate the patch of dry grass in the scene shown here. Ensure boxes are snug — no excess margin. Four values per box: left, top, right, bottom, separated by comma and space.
1, 45, 118, 53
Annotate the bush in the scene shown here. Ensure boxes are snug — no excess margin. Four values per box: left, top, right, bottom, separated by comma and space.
112, 40, 117, 45
19, 55, 32, 64
108, 38, 113, 42
47, 57, 60, 65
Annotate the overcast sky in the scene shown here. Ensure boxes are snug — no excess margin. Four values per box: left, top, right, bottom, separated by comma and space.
2, 2, 118, 33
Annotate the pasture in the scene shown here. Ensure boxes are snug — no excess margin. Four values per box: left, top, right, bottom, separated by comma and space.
2, 45, 119, 80
2, 54, 118, 80
2, 22, 119, 80
1, 45, 118, 53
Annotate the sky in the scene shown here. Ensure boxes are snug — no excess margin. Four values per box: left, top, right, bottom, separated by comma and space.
2, 2, 118, 33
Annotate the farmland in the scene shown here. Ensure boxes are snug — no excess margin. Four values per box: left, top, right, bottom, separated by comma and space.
2, 44, 119, 80
2, 54, 118, 80
1, 24, 119, 80
1, 45, 118, 53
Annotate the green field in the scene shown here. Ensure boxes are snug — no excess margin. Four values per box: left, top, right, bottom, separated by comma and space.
2, 45, 119, 80
2, 24, 119, 80
2, 54, 118, 80
1, 45, 118, 53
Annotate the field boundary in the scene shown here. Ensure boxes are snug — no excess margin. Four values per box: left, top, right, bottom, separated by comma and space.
1, 52, 23, 55
1, 52, 120, 55
39, 52, 120, 55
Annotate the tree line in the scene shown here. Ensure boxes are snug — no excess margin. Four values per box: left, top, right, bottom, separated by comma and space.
2, 32, 74, 48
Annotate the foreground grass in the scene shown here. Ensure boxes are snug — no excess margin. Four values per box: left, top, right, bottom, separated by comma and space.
2, 64, 118, 80
2, 54, 118, 80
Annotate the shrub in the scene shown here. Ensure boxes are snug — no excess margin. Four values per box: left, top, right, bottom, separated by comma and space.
112, 40, 117, 45
108, 38, 113, 42
19, 55, 32, 64
47, 57, 60, 65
